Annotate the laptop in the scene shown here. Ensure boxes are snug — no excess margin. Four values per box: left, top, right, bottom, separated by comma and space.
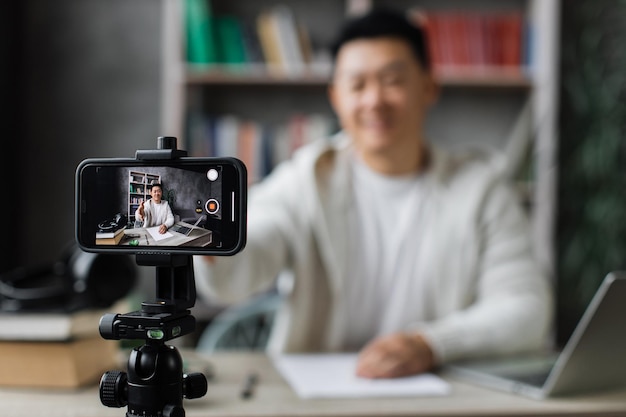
444, 272, 626, 399
170, 216, 205, 236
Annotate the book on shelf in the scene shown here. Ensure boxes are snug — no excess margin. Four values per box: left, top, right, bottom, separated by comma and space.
237, 120, 262, 184
213, 114, 240, 159
131, 175, 144, 183
271, 5, 307, 75
411, 9, 526, 73
185, 0, 254, 67
215, 15, 247, 65
185, 0, 218, 64
0, 336, 119, 388
256, 10, 283, 72
258, 5, 313, 75
240, 19, 265, 65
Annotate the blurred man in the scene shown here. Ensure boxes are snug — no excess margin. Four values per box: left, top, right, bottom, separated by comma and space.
194, 8, 552, 378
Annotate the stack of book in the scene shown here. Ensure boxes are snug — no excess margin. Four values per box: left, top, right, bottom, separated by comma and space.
95, 226, 126, 246
0, 308, 120, 388
412, 9, 527, 72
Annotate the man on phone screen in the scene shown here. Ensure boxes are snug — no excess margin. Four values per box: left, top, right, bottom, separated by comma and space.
135, 183, 174, 234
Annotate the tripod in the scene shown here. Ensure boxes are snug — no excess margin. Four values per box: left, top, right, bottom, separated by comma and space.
99, 254, 207, 417
98, 137, 207, 417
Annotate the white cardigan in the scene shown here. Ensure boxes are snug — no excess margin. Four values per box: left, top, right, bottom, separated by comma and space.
194, 134, 553, 363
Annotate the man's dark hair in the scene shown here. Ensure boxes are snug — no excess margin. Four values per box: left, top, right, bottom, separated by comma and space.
150, 183, 163, 191
330, 8, 430, 70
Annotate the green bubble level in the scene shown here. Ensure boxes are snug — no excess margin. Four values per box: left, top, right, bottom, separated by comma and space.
147, 329, 165, 340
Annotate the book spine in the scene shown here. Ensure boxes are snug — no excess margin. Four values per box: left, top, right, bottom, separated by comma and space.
215, 15, 247, 65
271, 5, 305, 75
185, 0, 218, 64
256, 11, 283, 73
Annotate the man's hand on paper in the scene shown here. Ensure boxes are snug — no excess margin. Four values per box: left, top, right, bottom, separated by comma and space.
356, 332, 435, 379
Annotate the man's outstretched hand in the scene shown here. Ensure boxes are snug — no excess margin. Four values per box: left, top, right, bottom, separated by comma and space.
137, 201, 145, 219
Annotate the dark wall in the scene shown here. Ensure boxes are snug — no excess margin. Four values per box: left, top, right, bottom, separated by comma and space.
558, 2, 626, 345
15, 0, 162, 266
0, 1, 19, 273
115, 167, 222, 220
0, 1, 21, 272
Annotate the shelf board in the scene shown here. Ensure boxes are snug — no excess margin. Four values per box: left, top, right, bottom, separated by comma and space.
435, 67, 533, 88
186, 65, 330, 87
184, 65, 533, 89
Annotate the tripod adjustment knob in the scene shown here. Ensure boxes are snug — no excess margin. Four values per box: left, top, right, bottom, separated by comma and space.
100, 370, 128, 408
183, 372, 208, 399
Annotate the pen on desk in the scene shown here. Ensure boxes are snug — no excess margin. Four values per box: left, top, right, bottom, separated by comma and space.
145, 235, 149, 245
240, 372, 259, 399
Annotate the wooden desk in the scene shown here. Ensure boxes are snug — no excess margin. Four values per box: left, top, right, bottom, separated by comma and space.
120, 222, 212, 247
3, 352, 626, 417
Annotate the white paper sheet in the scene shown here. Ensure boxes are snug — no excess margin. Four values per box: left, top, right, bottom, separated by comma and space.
146, 226, 173, 241
272, 353, 451, 399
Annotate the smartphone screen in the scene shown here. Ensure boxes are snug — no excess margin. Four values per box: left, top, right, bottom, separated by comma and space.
76, 157, 247, 255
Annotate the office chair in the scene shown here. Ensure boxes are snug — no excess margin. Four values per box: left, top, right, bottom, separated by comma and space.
196, 290, 282, 353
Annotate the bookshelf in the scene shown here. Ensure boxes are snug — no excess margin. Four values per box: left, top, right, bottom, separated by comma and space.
128, 171, 161, 223
160, 0, 560, 273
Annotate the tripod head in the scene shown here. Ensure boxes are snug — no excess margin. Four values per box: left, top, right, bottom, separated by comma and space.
98, 137, 208, 417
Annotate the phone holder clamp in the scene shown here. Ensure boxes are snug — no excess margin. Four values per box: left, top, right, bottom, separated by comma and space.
135, 136, 188, 160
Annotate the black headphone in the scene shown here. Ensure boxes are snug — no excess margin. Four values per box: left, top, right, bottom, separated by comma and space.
0, 243, 137, 313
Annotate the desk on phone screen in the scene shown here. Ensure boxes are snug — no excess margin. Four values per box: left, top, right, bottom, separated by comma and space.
121, 221, 212, 247
3, 352, 626, 417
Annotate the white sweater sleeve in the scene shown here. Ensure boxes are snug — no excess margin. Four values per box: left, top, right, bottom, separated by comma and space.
414, 176, 553, 363
164, 202, 175, 228
193, 161, 301, 305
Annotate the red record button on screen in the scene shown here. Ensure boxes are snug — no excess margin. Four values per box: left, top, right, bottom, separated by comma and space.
206, 199, 219, 214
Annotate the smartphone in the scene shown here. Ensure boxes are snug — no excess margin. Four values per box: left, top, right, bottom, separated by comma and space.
76, 157, 247, 256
